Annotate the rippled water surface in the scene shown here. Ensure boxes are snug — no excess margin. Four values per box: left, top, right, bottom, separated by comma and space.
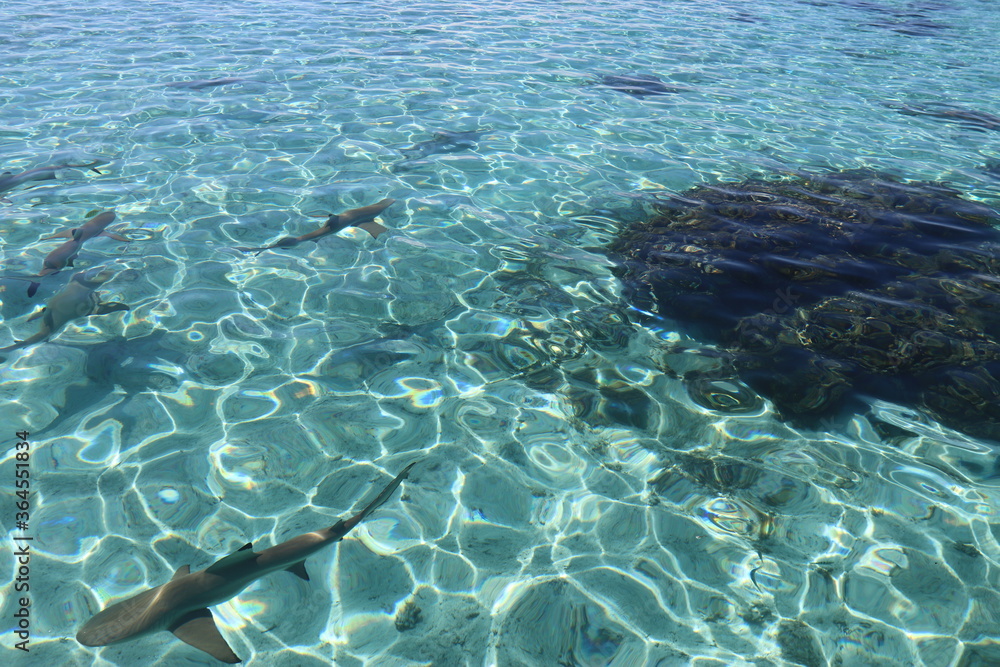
2, 0, 1000, 665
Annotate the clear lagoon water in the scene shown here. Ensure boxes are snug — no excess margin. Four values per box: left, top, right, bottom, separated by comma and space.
1, 0, 1000, 665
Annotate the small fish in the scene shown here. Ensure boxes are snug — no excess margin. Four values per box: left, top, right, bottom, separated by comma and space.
236, 198, 395, 255
77, 462, 416, 663
41, 210, 127, 242
0, 161, 103, 198
0, 268, 129, 355
597, 74, 686, 98
165, 77, 258, 90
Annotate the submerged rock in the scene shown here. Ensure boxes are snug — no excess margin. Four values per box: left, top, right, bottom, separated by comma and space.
607, 169, 1000, 440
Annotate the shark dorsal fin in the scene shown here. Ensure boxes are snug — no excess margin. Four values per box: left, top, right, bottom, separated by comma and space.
172, 565, 191, 580
286, 561, 310, 581
206, 542, 256, 574
169, 608, 241, 664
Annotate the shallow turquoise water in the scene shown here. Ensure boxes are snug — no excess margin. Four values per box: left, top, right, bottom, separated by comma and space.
1, 0, 999, 665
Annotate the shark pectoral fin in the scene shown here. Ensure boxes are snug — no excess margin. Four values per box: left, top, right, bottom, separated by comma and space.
103, 231, 130, 241
172, 564, 191, 579
286, 561, 310, 581
356, 221, 388, 239
94, 302, 130, 315
169, 608, 241, 664
26, 307, 46, 323
206, 542, 256, 574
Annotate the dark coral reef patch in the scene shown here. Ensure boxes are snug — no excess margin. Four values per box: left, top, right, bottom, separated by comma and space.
607, 169, 1000, 440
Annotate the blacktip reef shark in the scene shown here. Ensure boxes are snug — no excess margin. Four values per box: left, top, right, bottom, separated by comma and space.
394, 129, 483, 164
24, 210, 125, 296
77, 462, 416, 663
0, 161, 103, 200
0, 267, 129, 356
597, 74, 687, 98
166, 77, 261, 90
235, 198, 395, 255
24, 238, 83, 297
883, 101, 1000, 132
41, 209, 128, 242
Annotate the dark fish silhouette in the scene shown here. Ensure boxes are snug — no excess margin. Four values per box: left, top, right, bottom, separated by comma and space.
165, 77, 258, 90
886, 102, 1000, 132
597, 74, 685, 98
0, 161, 103, 199
1, 268, 129, 355
77, 462, 416, 663
236, 199, 395, 255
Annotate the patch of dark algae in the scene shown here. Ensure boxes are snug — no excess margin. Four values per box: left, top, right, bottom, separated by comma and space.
607, 168, 1000, 441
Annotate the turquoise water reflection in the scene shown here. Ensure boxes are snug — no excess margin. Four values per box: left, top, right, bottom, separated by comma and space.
1, 0, 999, 665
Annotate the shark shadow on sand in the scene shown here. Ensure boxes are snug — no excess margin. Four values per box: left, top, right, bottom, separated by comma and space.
21, 330, 185, 442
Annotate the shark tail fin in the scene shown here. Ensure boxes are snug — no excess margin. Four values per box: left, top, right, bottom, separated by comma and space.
334, 461, 416, 537
169, 608, 241, 663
